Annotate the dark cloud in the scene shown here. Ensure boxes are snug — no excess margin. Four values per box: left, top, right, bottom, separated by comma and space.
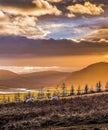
0, 36, 108, 57
0, 0, 35, 8
0, 0, 106, 16
0, 0, 61, 16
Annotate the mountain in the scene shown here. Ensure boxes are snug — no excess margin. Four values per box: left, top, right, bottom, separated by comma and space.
0, 62, 108, 90
0, 71, 70, 89
0, 70, 19, 80
20, 71, 70, 89
65, 62, 108, 90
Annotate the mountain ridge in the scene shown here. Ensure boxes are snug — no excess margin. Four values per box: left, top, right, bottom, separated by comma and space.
65, 62, 108, 89
0, 62, 108, 90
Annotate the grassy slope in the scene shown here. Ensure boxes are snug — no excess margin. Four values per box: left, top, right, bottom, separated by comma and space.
0, 93, 108, 130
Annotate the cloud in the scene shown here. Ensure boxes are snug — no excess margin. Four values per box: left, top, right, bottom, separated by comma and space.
46, 0, 62, 3
66, 13, 75, 18
0, 0, 61, 16
0, 10, 5, 18
0, 0, 62, 38
0, 0, 106, 39
0, 13, 48, 38
0, 10, 8, 21
67, 2, 104, 17
0, 65, 61, 73
98, 39, 108, 43
0, 37, 108, 57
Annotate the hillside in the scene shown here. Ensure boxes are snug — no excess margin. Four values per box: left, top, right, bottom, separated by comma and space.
0, 71, 70, 89
0, 93, 108, 130
20, 71, 70, 89
65, 62, 108, 89
0, 70, 19, 80
0, 62, 108, 90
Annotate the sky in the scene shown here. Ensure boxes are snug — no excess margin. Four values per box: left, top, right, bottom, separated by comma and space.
0, 0, 108, 73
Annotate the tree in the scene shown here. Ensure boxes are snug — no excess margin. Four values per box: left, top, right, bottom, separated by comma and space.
96, 81, 102, 92
56, 85, 60, 97
27, 91, 32, 98
53, 91, 57, 97
14, 93, 21, 102
90, 86, 95, 94
46, 90, 51, 99
7, 96, 10, 103
61, 83, 67, 97
37, 87, 45, 99
105, 82, 108, 92
77, 86, 81, 95
70, 85, 75, 96
31, 92, 35, 99
84, 84, 89, 94
3, 95, 7, 103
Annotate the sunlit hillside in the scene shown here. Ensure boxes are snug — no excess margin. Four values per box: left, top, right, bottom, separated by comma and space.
65, 62, 108, 89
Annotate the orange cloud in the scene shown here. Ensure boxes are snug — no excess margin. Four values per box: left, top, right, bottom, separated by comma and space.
0, 11, 8, 22
0, 14, 47, 38
67, 2, 104, 17
46, 0, 62, 3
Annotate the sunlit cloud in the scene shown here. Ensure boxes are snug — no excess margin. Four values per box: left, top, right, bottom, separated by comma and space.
67, 2, 104, 17
0, 10, 5, 18
0, 66, 62, 73
0, 10, 8, 22
0, 0, 107, 39
98, 39, 108, 43
46, 0, 62, 3
66, 12, 75, 18
0, 14, 48, 38
0, 0, 62, 38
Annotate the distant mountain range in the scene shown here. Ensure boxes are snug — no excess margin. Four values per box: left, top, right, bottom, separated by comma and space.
0, 62, 108, 90
0, 71, 70, 89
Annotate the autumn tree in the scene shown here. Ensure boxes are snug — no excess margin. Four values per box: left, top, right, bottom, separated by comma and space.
84, 84, 89, 94
90, 86, 95, 94
7, 96, 10, 103
27, 91, 32, 98
105, 82, 108, 92
77, 86, 81, 95
96, 81, 102, 92
37, 87, 45, 99
53, 91, 57, 97
61, 83, 67, 97
56, 85, 60, 97
70, 85, 75, 96
14, 93, 21, 102
3, 95, 7, 103
46, 90, 51, 99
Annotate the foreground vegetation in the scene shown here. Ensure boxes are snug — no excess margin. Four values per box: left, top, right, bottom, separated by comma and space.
0, 93, 108, 130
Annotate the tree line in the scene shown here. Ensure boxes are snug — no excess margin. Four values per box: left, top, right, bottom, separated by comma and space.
0, 81, 108, 103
